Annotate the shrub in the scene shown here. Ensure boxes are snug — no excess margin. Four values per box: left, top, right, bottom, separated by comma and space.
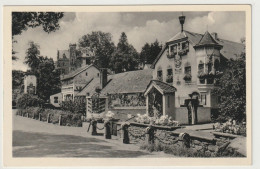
60, 99, 86, 115
16, 94, 44, 109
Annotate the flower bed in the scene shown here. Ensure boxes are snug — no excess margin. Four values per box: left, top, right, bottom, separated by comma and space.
134, 114, 180, 127
213, 119, 246, 136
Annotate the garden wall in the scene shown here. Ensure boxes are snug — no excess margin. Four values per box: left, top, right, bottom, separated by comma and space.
127, 122, 245, 157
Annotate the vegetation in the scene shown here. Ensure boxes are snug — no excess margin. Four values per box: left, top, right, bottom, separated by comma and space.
78, 31, 116, 68
60, 98, 86, 115
12, 12, 64, 60
140, 141, 244, 157
16, 94, 44, 109
139, 40, 162, 65
213, 51, 246, 122
110, 32, 139, 73
24, 41, 61, 102
12, 70, 25, 90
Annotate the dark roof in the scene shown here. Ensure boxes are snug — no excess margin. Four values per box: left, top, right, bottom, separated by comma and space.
76, 78, 100, 96
151, 30, 244, 68
100, 69, 153, 95
61, 64, 99, 81
144, 80, 177, 95
194, 31, 222, 48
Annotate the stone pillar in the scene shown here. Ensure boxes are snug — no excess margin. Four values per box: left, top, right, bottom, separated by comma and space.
39, 113, 42, 121
179, 132, 191, 148
47, 113, 50, 123
163, 95, 166, 116
121, 123, 130, 144
104, 121, 111, 139
91, 120, 97, 135
59, 115, 62, 126
145, 126, 154, 144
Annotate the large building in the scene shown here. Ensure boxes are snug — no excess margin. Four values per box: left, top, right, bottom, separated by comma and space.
56, 44, 96, 75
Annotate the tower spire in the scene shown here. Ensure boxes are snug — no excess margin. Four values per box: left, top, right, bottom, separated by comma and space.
179, 12, 186, 32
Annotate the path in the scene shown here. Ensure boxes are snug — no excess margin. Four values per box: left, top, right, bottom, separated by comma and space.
12, 109, 173, 158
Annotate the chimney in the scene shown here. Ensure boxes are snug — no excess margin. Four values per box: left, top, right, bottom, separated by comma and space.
211, 32, 218, 40
100, 68, 108, 89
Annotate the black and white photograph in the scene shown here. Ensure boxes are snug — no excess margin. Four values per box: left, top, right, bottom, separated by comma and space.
2, 5, 252, 166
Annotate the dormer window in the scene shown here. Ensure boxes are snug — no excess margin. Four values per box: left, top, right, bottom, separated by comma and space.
184, 63, 192, 83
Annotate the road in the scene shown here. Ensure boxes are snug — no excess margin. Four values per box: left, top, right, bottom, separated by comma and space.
12, 109, 173, 158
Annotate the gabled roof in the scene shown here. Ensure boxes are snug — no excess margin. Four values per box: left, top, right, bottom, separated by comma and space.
144, 80, 177, 96
151, 30, 244, 68
100, 69, 153, 95
76, 78, 100, 96
61, 64, 99, 81
194, 31, 222, 48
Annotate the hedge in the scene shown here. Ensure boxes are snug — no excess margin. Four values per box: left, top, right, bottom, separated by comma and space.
17, 107, 82, 127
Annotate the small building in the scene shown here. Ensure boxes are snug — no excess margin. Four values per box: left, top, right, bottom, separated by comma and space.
49, 92, 63, 107
24, 73, 37, 95
60, 64, 100, 101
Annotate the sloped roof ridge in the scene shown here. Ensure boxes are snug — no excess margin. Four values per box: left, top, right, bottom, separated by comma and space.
196, 31, 220, 46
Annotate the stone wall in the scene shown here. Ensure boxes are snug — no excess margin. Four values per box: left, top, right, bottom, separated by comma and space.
128, 123, 245, 157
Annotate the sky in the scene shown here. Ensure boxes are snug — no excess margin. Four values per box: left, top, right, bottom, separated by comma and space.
12, 11, 245, 71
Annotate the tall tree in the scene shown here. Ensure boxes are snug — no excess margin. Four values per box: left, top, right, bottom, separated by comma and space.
213, 52, 246, 122
24, 41, 41, 73
140, 39, 162, 65
12, 12, 64, 60
36, 58, 61, 101
78, 31, 116, 68
110, 32, 139, 73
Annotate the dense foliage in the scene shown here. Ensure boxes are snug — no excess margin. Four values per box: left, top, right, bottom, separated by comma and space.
24, 41, 61, 102
16, 94, 44, 109
213, 52, 246, 122
140, 40, 162, 65
110, 32, 139, 73
12, 70, 24, 90
12, 12, 64, 36
17, 107, 82, 127
60, 98, 86, 115
78, 31, 116, 68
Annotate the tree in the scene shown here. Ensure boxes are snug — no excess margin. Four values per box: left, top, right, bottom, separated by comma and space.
12, 12, 64, 60
36, 58, 61, 101
213, 52, 246, 122
110, 32, 139, 73
78, 31, 116, 68
12, 70, 25, 90
24, 41, 41, 73
12, 12, 64, 36
140, 39, 162, 65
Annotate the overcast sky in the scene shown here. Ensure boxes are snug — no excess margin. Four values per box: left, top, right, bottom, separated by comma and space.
12, 11, 245, 71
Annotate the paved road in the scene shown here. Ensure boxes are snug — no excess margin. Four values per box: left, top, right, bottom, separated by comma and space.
12, 110, 172, 158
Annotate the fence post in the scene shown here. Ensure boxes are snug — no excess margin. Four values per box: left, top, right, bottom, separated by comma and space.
47, 113, 50, 123
104, 120, 111, 139
121, 123, 130, 144
179, 133, 191, 148
145, 125, 154, 145
59, 115, 62, 126
39, 113, 42, 121
91, 120, 97, 135
26, 113, 29, 118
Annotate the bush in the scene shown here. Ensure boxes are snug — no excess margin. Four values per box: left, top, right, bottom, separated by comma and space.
60, 99, 86, 115
17, 94, 44, 109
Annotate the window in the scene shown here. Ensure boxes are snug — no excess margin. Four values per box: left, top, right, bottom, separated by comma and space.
214, 59, 220, 72
97, 73, 99, 77
157, 69, 163, 81
184, 66, 192, 83
200, 94, 207, 105
54, 97, 58, 103
86, 72, 88, 76
170, 45, 177, 54
166, 68, 173, 83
